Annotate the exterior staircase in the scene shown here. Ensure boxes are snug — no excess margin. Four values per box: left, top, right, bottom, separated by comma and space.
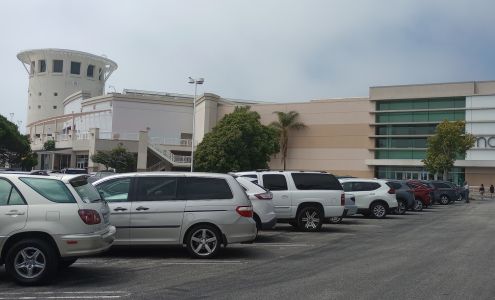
147, 143, 191, 170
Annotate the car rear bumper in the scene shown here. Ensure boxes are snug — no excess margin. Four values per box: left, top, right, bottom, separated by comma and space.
222, 222, 257, 245
56, 225, 116, 257
324, 206, 345, 218
261, 216, 277, 230
344, 205, 358, 217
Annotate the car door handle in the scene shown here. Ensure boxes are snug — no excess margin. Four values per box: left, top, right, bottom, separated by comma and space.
135, 206, 149, 211
281, 195, 289, 199
369, 193, 375, 196
5, 210, 25, 216
114, 207, 127, 212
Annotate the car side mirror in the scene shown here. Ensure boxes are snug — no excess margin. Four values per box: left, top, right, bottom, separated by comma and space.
98, 191, 106, 201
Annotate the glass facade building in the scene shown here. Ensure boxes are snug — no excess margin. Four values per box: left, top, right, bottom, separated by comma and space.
373, 97, 466, 183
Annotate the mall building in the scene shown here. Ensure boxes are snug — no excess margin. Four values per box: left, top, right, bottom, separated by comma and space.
17, 49, 495, 185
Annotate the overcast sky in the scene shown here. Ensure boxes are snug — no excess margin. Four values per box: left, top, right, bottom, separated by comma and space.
1, 0, 495, 131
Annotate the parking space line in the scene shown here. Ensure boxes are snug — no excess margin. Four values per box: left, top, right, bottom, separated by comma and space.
245, 243, 314, 247
0, 291, 130, 300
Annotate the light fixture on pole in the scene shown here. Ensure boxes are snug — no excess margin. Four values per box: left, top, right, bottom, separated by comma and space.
188, 76, 204, 172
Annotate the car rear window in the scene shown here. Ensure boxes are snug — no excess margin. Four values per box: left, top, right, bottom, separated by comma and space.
20, 177, 76, 203
351, 181, 381, 191
291, 173, 342, 190
70, 177, 101, 203
387, 181, 402, 190
432, 182, 452, 189
181, 177, 233, 200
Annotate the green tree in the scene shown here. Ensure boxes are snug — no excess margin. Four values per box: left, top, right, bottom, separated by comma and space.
270, 111, 306, 170
0, 114, 37, 170
422, 120, 476, 180
91, 143, 136, 173
43, 140, 56, 151
90, 151, 111, 170
194, 106, 280, 173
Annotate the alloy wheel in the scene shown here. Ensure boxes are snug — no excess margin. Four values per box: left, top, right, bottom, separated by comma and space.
190, 228, 218, 257
372, 204, 386, 218
301, 210, 321, 229
14, 247, 46, 279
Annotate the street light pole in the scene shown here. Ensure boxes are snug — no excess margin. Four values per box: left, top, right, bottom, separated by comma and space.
188, 77, 204, 172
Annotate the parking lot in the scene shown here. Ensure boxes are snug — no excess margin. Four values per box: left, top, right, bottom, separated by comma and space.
1, 198, 495, 299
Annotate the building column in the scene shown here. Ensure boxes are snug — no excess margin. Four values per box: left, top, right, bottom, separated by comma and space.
87, 128, 99, 172
137, 130, 149, 171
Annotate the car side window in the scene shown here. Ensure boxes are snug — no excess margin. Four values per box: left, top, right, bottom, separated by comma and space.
137, 177, 177, 201
342, 182, 352, 192
352, 182, 368, 192
96, 178, 131, 202
0, 179, 25, 205
262, 174, 288, 191
180, 177, 233, 200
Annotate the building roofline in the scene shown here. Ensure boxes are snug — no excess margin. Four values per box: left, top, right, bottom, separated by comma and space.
17, 48, 118, 71
370, 80, 495, 89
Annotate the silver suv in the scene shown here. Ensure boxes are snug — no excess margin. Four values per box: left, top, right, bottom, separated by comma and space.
0, 174, 116, 285
93, 172, 257, 258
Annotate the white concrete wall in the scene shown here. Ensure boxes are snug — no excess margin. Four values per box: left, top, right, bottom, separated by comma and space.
466, 95, 495, 160
112, 100, 193, 139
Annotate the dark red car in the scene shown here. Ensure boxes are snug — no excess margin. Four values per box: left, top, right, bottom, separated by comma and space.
406, 180, 433, 208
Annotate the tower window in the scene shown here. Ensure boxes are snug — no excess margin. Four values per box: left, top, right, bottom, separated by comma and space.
54, 92, 58, 96
70, 61, 81, 75
38, 105, 41, 109
30, 61, 35, 75
87, 64, 95, 77
38, 60, 46, 72
38, 92, 42, 96
53, 60, 63, 73
98, 68, 102, 80
53, 106, 57, 109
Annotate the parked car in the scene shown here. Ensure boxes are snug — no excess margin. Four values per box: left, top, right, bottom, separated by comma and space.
87, 171, 116, 183
329, 193, 358, 224
406, 180, 433, 208
0, 174, 116, 285
339, 178, 398, 218
421, 180, 459, 205
93, 172, 257, 258
386, 180, 417, 213
235, 171, 345, 232
235, 176, 277, 230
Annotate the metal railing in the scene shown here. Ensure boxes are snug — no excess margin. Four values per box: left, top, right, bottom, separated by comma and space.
149, 137, 192, 147
148, 144, 191, 165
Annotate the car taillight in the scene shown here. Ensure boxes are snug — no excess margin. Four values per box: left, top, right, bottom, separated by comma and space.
255, 192, 273, 200
341, 193, 345, 206
388, 188, 395, 194
236, 206, 253, 218
78, 209, 101, 225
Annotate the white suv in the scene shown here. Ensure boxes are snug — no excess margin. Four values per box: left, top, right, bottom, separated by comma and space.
0, 174, 116, 285
93, 172, 257, 258
235, 171, 345, 232
338, 178, 398, 218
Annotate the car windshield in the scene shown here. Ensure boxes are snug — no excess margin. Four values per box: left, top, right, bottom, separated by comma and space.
70, 177, 102, 203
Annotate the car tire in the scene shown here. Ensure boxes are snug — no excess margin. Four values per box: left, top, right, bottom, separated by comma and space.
289, 221, 298, 228
59, 258, 78, 269
396, 200, 407, 215
5, 238, 59, 285
414, 200, 423, 211
186, 225, 221, 259
439, 195, 450, 205
329, 216, 343, 224
297, 206, 323, 232
370, 202, 387, 219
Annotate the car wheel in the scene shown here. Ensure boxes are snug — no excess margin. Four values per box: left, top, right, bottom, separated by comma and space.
5, 239, 58, 285
439, 195, 450, 205
59, 258, 78, 269
186, 225, 221, 259
289, 221, 298, 228
297, 206, 323, 232
414, 200, 423, 211
396, 200, 406, 215
329, 216, 343, 224
370, 202, 387, 219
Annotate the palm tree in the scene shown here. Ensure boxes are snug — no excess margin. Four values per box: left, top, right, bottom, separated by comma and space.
270, 111, 306, 170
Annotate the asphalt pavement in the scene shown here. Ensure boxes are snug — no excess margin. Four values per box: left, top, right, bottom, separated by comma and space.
1, 198, 494, 299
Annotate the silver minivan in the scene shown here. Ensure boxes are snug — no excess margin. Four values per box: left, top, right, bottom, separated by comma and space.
93, 172, 257, 258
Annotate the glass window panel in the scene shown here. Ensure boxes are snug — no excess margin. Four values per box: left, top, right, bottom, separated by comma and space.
413, 138, 427, 148
53, 60, 63, 73
413, 112, 428, 122
389, 113, 412, 122
429, 111, 454, 121
412, 150, 426, 159
454, 111, 465, 120
262, 174, 288, 191
413, 100, 429, 109
377, 102, 389, 111
375, 150, 389, 159
376, 126, 389, 135
376, 138, 389, 148
454, 98, 466, 108
182, 177, 233, 200
291, 173, 342, 190
137, 177, 177, 201
390, 139, 412, 148
389, 101, 413, 110
9, 188, 25, 205
389, 150, 413, 159
70, 61, 81, 75
429, 98, 455, 109
95, 178, 131, 202
20, 178, 76, 203
0, 179, 12, 205
376, 113, 389, 123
